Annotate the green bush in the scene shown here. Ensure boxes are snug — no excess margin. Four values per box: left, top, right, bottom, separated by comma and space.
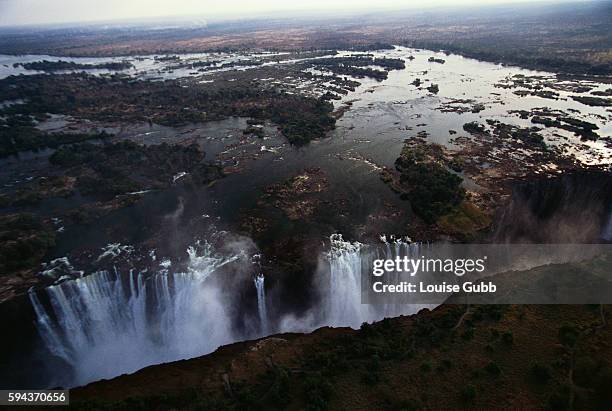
392, 399, 423, 411
420, 360, 433, 372
399, 162, 465, 223
361, 370, 380, 385
485, 361, 502, 376
558, 325, 579, 348
459, 385, 477, 403
461, 327, 474, 340
436, 359, 453, 373
530, 362, 552, 384
501, 331, 514, 345
594, 368, 612, 409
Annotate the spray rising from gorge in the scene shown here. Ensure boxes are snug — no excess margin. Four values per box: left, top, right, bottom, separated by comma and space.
28, 234, 427, 388
27, 174, 612, 389
29, 242, 239, 387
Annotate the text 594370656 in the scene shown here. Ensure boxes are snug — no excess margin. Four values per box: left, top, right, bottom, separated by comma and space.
1, 390, 69, 406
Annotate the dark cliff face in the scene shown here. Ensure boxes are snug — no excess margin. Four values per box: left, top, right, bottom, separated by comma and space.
492, 171, 612, 244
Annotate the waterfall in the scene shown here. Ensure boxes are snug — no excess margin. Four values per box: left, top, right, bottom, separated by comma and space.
326, 234, 369, 327
29, 233, 429, 388
28, 242, 239, 388
324, 234, 425, 328
254, 274, 269, 335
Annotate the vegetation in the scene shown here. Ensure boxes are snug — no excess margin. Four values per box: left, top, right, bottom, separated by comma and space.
268, 98, 335, 145
531, 115, 600, 141
411, 39, 612, 75
0, 73, 335, 145
308, 55, 405, 81
459, 385, 476, 403
530, 362, 552, 384
428, 57, 445, 64
463, 121, 486, 134
350, 43, 396, 52
311, 56, 405, 70
15, 60, 133, 72
426, 84, 439, 94
397, 161, 464, 223
570, 96, 612, 107
394, 141, 465, 223
50, 141, 223, 198
243, 125, 264, 138
0, 213, 55, 276
437, 201, 492, 241
0, 113, 111, 157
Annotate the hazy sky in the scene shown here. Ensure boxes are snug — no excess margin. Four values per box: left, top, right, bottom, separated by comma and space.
0, 0, 574, 26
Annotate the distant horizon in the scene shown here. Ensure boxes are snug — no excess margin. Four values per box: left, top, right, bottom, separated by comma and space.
0, 0, 594, 28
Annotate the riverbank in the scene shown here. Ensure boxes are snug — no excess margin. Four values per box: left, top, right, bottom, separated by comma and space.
70, 303, 612, 410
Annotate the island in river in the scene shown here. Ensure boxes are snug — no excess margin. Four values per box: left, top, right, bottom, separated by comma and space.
0, 2, 611, 408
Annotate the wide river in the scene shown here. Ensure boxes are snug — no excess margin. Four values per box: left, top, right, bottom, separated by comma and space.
1, 46, 610, 388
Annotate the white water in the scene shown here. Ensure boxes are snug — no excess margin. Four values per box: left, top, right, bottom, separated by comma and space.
324, 234, 427, 328
254, 274, 269, 335
29, 242, 238, 388
30, 234, 427, 388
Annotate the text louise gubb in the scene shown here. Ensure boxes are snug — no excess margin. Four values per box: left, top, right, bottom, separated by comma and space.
372, 281, 497, 294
